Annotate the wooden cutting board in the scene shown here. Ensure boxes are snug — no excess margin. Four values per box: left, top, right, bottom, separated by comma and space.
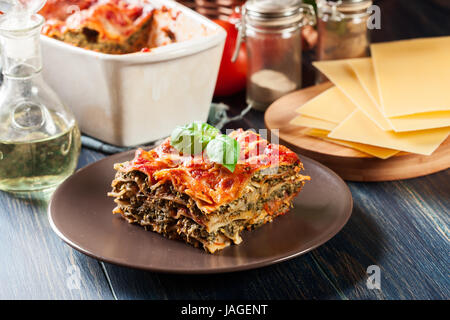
264, 82, 450, 181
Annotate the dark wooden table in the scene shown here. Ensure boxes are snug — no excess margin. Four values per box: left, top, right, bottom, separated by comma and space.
0, 0, 449, 300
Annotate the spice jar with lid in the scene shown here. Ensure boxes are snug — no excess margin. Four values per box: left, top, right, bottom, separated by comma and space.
233, 0, 316, 111
316, 0, 373, 63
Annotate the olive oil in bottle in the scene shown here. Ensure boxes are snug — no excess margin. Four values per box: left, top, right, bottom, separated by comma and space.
0, 113, 81, 192
0, 5, 81, 193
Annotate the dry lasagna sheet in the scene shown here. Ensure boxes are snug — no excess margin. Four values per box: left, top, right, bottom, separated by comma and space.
40, 0, 209, 54
108, 130, 310, 253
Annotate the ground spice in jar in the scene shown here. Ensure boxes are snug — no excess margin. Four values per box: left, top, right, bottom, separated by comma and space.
248, 69, 297, 111
232, 0, 316, 111
317, 16, 369, 61
316, 0, 372, 82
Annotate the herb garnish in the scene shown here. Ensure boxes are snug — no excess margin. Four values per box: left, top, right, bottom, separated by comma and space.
170, 122, 240, 172
171, 122, 220, 155
206, 134, 240, 173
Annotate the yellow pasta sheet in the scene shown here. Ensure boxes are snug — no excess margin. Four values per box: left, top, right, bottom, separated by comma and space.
329, 110, 450, 155
388, 112, 450, 132
290, 115, 336, 131
347, 58, 380, 106
313, 60, 392, 131
295, 86, 355, 124
348, 57, 450, 132
371, 36, 450, 117
305, 128, 400, 159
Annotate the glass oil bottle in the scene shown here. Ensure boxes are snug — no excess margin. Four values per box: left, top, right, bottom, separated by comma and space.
0, 3, 81, 193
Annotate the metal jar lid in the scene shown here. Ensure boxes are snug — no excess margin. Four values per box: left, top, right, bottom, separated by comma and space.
318, 0, 373, 13
243, 0, 316, 29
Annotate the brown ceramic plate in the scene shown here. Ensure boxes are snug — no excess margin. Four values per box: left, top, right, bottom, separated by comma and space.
48, 150, 352, 274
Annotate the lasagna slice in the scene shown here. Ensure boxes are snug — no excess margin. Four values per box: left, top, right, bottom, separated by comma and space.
108, 130, 310, 253
40, 0, 155, 54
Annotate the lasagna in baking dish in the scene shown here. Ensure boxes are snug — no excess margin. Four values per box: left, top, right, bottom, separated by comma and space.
108, 129, 310, 253
39, 0, 207, 54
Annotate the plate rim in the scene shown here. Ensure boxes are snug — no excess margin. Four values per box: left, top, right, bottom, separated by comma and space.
48, 149, 353, 274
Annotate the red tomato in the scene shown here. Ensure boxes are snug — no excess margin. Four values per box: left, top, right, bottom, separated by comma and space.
213, 19, 247, 97
227, 9, 241, 25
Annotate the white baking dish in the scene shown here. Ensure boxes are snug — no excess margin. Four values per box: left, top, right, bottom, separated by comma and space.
40, 0, 226, 147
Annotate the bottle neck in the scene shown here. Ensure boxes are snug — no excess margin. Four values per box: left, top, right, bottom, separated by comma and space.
0, 14, 44, 78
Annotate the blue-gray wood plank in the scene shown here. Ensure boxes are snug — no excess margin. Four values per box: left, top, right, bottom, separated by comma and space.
0, 146, 448, 300
0, 150, 114, 299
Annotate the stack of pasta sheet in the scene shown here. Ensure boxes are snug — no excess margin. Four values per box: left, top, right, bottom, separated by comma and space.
290, 36, 450, 159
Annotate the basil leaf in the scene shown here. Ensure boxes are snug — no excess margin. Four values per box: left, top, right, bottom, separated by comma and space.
171, 122, 220, 155
206, 134, 240, 172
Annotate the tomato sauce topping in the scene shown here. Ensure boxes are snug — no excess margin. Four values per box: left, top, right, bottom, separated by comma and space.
120, 130, 301, 213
